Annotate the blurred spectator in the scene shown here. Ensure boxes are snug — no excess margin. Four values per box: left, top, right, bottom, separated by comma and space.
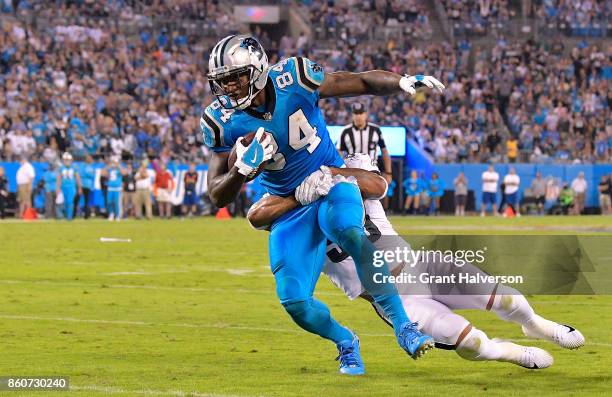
16, 156, 35, 218
183, 163, 199, 217
122, 163, 136, 218
480, 164, 499, 216
80, 156, 96, 219
0, 166, 7, 218
530, 171, 546, 215
134, 162, 153, 220
559, 182, 574, 214
502, 167, 520, 216
43, 163, 58, 219
427, 172, 445, 215
105, 158, 123, 221
57, 152, 81, 221
454, 171, 468, 216
403, 170, 423, 215
545, 176, 561, 212
571, 172, 587, 215
506, 135, 518, 163
598, 175, 612, 215
154, 163, 174, 219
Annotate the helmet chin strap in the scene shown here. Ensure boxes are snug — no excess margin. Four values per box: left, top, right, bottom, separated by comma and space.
234, 83, 266, 110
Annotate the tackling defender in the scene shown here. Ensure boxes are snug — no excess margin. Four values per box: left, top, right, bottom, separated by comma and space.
248, 154, 586, 369
201, 34, 445, 375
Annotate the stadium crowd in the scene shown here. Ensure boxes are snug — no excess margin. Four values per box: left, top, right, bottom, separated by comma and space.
308, 0, 433, 42
0, 3, 610, 165
533, 0, 612, 37
444, 0, 514, 35
0, 1, 610, 219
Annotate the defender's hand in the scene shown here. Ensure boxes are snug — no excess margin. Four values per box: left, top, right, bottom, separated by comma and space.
295, 165, 333, 205
399, 75, 445, 96
234, 127, 274, 177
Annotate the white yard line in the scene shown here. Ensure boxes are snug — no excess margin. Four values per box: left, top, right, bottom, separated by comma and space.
1, 313, 610, 347
0, 314, 303, 334
3, 279, 612, 303
0, 279, 344, 296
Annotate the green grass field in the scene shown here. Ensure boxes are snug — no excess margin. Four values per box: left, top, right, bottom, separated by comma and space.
1, 216, 611, 397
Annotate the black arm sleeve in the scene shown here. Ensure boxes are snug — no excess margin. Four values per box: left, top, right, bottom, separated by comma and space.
375, 127, 386, 149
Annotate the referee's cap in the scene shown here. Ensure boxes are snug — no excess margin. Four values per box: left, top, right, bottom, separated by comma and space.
351, 102, 367, 114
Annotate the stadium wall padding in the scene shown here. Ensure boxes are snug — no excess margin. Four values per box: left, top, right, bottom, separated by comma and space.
2, 162, 611, 209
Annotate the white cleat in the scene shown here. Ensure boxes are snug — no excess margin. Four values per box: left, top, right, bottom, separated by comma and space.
522, 315, 585, 350
515, 345, 554, 369
493, 339, 553, 369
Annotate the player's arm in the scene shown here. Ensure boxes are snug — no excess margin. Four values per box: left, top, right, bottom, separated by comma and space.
319, 71, 444, 99
249, 168, 386, 229
206, 151, 247, 208
247, 195, 298, 230
381, 148, 392, 183
331, 168, 387, 199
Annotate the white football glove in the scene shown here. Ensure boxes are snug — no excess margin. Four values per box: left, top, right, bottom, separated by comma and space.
234, 127, 274, 177
399, 74, 445, 96
295, 165, 333, 205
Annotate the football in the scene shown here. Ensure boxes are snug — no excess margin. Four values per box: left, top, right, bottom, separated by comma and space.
227, 131, 268, 182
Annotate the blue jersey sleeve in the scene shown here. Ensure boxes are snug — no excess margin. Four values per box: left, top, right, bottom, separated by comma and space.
200, 100, 234, 153
274, 57, 325, 102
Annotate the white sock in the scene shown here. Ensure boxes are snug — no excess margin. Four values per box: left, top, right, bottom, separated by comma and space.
490, 287, 535, 326
456, 328, 553, 368
456, 328, 505, 361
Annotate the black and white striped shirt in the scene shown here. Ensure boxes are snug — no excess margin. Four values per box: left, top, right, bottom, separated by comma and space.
336, 123, 386, 161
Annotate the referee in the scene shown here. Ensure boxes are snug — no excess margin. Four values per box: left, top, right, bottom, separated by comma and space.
337, 102, 392, 182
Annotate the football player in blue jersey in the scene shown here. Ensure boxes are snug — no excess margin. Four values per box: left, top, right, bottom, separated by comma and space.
201, 35, 445, 375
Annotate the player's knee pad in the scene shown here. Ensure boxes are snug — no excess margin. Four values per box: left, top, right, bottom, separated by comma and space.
456, 327, 499, 361
492, 286, 534, 324
275, 275, 307, 306
282, 299, 310, 318
428, 312, 471, 347
281, 298, 331, 329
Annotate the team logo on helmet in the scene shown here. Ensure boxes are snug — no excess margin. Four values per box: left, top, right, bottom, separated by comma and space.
240, 37, 259, 50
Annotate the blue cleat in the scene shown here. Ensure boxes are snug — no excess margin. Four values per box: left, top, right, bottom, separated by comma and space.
396, 322, 435, 360
335, 336, 365, 375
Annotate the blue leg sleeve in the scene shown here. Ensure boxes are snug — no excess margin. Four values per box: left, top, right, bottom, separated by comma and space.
114, 192, 121, 218
318, 181, 410, 331
62, 186, 75, 220
269, 205, 353, 344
